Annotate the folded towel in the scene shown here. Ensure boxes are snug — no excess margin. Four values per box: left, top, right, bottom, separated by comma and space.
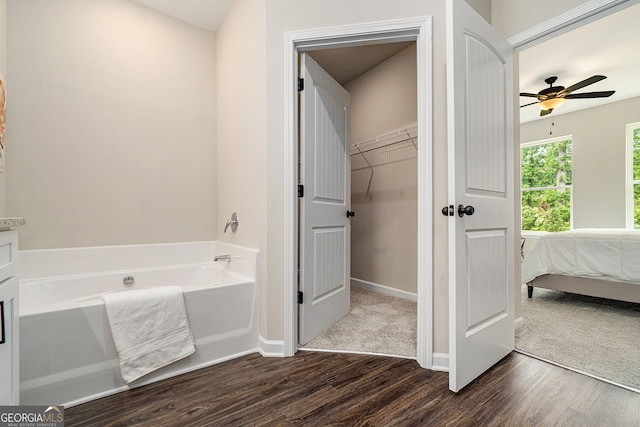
102, 286, 195, 384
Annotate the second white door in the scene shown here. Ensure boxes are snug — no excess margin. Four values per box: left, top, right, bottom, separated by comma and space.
446, 0, 515, 392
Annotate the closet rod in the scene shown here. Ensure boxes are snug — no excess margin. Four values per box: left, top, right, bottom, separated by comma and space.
350, 125, 418, 152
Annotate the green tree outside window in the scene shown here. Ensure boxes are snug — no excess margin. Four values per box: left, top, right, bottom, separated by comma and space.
521, 139, 572, 232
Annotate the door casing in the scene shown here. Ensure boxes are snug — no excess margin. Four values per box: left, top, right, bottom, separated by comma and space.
283, 17, 434, 367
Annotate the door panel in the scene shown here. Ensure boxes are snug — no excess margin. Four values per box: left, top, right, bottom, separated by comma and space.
447, 0, 515, 392
466, 230, 507, 330
299, 53, 351, 345
465, 35, 507, 196
314, 85, 347, 203
313, 227, 346, 301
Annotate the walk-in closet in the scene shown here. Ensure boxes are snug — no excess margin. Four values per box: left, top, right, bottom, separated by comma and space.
302, 41, 418, 357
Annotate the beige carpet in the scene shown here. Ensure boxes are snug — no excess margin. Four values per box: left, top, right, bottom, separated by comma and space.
516, 285, 640, 391
301, 285, 417, 357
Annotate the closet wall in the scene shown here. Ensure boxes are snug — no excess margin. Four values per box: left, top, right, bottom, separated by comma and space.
345, 44, 417, 295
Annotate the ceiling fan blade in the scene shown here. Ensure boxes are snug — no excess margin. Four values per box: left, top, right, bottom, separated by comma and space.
560, 75, 606, 95
519, 92, 540, 98
520, 101, 539, 108
564, 90, 615, 99
540, 109, 553, 117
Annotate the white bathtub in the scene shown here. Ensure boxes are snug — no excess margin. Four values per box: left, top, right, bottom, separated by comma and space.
18, 241, 260, 407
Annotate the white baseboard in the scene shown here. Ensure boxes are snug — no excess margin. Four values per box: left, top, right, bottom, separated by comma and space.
432, 353, 449, 372
351, 278, 417, 302
515, 316, 525, 330
258, 336, 285, 357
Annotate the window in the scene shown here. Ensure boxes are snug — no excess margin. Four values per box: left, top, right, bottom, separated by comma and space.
521, 137, 573, 232
627, 122, 640, 229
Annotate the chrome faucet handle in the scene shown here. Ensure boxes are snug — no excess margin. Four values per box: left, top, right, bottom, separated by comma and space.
224, 212, 239, 233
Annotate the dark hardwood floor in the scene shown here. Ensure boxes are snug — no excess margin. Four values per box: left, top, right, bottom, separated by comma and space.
66, 351, 640, 426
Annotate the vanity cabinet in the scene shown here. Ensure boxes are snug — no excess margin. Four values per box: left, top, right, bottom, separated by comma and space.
0, 231, 18, 405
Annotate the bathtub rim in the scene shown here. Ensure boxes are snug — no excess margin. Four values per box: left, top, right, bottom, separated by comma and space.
19, 240, 259, 281
19, 264, 255, 317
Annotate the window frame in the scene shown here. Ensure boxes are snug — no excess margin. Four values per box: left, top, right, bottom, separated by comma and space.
626, 122, 640, 229
520, 135, 574, 233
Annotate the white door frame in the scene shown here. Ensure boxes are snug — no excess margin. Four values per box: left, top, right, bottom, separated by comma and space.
283, 17, 433, 367
510, 0, 637, 351
509, 0, 639, 51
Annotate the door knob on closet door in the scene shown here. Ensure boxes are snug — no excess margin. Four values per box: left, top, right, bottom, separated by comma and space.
458, 205, 475, 217
346, 210, 355, 218
441, 205, 454, 216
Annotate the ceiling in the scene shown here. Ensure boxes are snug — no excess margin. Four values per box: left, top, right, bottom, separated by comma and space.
519, 3, 640, 123
131, 0, 232, 32
308, 42, 414, 86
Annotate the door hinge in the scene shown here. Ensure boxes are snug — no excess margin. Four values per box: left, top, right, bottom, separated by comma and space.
298, 184, 304, 197
297, 291, 304, 304
298, 77, 304, 92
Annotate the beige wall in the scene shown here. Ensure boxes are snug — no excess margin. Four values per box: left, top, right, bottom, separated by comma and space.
346, 44, 417, 294
6, 0, 217, 249
346, 45, 418, 144
520, 96, 640, 229
215, 0, 269, 337
491, 0, 591, 38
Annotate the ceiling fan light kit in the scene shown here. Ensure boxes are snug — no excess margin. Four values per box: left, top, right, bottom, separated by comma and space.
538, 97, 565, 110
520, 75, 615, 117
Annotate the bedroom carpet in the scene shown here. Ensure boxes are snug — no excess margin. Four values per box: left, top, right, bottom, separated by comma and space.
516, 285, 640, 391
301, 285, 417, 358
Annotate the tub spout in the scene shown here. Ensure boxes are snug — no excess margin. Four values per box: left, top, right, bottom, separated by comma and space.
214, 254, 231, 262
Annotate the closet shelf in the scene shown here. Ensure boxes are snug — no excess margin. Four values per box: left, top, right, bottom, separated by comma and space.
350, 125, 417, 156
350, 125, 417, 196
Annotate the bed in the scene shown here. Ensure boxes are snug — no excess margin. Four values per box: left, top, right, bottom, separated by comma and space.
521, 229, 640, 304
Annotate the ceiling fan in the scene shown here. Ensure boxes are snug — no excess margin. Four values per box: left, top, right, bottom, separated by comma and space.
520, 75, 615, 116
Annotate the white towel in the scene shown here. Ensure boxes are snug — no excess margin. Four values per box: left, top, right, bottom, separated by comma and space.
102, 286, 195, 384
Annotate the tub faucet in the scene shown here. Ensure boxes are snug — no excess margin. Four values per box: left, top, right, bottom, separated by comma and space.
214, 254, 231, 262
224, 212, 239, 233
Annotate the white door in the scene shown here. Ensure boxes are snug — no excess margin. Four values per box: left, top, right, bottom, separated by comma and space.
299, 53, 352, 345
446, 0, 515, 392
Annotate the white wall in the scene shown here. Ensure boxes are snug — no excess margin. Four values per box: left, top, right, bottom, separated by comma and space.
6, 0, 217, 249
215, 0, 269, 338
346, 44, 417, 294
520, 96, 640, 229
466, 0, 492, 23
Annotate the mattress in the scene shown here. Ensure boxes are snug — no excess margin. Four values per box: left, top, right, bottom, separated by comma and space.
521, 228, 640, 285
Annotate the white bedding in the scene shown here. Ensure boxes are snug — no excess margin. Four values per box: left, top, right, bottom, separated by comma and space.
521, 229, 640, 285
